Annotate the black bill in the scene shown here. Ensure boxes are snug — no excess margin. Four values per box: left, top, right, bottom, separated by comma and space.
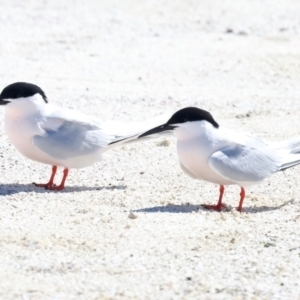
138, 124, 176, 138
0, 99, 10, 105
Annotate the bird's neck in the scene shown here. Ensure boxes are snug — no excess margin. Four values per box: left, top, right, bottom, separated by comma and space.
5, 98, 45, 120
174, 121, 217, 141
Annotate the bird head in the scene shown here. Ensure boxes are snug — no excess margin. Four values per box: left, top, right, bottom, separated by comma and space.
138, 107, 219, 138
0, 82, 48, 107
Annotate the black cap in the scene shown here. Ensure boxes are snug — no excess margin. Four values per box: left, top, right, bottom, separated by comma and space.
0, 82, 48, 104
167, 107, 219, 128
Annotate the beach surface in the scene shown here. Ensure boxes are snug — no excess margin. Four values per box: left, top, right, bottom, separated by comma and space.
0, 1, 300, 299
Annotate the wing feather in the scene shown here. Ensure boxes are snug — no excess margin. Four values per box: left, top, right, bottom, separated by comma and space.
33, 118, 110, 160
209, 144, 281, 184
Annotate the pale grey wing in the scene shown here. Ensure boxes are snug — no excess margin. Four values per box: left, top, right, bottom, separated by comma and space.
32, 120, 109, 160
208, 145, 282, 184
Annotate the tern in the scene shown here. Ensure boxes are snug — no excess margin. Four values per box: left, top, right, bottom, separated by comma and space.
0, 82, 171, 190
138, 107, 300, 212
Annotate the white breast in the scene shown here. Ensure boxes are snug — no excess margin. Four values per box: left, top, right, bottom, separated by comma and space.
175, 122, 234, 185
5, 112, 63, 166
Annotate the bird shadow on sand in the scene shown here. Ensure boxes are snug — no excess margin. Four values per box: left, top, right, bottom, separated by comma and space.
0, 183, 127, 196
241, 199, 296, 213
134, 203, 202, 213
134, 199, 296, 214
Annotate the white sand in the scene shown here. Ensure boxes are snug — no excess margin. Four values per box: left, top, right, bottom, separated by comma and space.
1, 0, 300, 299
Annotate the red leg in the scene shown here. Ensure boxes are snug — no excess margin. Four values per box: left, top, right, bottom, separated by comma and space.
202, 185, 226, 211
45, 168, 69, 191
34, 166, 57, 189
237, 187, 245, 212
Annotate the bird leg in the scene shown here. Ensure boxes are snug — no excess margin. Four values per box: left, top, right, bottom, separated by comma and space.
33, 167, 69, 191
34, 166, 57, 189
202, 185, 226, 211
45, 168, 69, 191
237, 187, 245, 212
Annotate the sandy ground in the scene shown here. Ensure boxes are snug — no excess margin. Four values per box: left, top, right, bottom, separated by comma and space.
0, 0, 300, 299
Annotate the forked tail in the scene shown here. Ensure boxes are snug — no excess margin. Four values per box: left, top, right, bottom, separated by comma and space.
280, 154, 300, 171
275, 136, 300, 171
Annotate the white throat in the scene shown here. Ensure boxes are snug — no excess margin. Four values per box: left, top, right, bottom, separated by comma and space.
5, 94, 47, 118
174, 121, 218, 141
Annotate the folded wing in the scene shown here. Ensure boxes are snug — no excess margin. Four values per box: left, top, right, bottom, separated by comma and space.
209, 144, 282, 184
33, 118, 110, 160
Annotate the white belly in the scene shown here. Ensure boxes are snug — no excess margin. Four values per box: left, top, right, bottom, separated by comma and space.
177, 138, 234, 185
5, 116, 102, 169
6, 125, 64, 167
